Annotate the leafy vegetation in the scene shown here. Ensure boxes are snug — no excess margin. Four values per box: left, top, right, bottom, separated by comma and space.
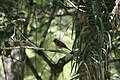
0, 0, 120, 80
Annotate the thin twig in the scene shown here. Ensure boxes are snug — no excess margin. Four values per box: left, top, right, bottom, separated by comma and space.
67, 0, 86, 12
14, 27, 36, 47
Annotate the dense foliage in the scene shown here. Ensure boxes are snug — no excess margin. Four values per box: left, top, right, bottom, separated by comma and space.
0, 0, 120, 80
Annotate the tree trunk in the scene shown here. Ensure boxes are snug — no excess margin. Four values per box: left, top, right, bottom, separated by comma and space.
3, 48, 26, 80
4, 55, 14, 80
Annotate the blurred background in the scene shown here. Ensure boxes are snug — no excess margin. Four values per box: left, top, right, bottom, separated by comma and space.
0, 0, 120, 80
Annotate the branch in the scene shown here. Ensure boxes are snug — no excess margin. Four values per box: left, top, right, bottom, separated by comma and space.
36, 50, 54, 68
26, 55, 42, 80
49, 51, 74, 80
57, 52, 73, 67
39, 2, 57, 47
67, 0, 86, 12
0, 46, 68, 54
39, 13, 54, 47
38, 4, 57, 68
57, 51, 74, 67
0, 45, 71, 68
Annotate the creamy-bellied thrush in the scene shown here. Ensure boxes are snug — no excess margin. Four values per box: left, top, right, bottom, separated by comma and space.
53, 38, 71, 51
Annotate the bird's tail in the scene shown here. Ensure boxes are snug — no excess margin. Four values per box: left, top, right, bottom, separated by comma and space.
66, 47, 71, 51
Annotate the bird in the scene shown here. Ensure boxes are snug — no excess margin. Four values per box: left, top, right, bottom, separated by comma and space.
53, 38, 71, 51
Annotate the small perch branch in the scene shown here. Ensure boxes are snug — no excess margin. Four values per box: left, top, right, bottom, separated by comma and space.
0, 46, 69, 54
